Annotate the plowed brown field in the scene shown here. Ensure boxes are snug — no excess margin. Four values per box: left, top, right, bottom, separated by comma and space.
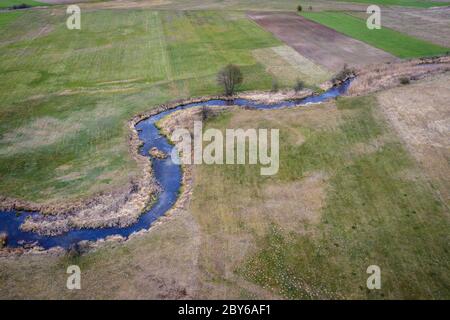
248, 12, 397, 71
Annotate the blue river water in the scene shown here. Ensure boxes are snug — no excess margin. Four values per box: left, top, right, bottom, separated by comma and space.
0, 80, 351, 249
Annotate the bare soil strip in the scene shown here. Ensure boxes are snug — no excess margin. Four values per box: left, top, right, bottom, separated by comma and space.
247, 11, 397, 72
252, 45, 332, 86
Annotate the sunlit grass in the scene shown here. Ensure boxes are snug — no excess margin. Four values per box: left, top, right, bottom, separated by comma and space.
301, 11, 450, 58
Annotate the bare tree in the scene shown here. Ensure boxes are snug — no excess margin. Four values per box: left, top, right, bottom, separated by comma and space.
217, 64, 243, 96
294, 78, 305, 92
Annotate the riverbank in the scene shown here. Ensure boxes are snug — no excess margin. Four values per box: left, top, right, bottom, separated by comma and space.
0, 88, 316, 255
1, 56, 449, 255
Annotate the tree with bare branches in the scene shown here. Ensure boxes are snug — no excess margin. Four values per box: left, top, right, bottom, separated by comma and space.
217, 64, 243, 96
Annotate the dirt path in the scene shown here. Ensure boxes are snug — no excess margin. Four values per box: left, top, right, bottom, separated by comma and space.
247, 12, 396, 72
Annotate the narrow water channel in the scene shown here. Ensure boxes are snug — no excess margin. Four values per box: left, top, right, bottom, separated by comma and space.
0, 80, 352, 249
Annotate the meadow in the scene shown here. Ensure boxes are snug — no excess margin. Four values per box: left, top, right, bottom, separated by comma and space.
0, 10, 21, 27
2, 79, 449, 299
301, 11, 450, 58
191, 93, 450, 299
1, 1, 449, 300
0, 9, 290, 204
348, 7, 450, 48
95, 0, 450, 10
336, 0, 450, 8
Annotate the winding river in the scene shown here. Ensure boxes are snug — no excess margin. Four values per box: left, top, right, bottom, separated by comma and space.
0, 80, 351, 249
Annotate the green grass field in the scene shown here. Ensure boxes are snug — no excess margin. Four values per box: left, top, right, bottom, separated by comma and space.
337, 0, 450, 8
0, 0, 45, 9
301, 11, 450, 58
0, 9, 287, 204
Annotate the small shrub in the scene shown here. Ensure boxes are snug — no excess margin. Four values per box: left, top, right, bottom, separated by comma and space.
294, 79, 305, 92
309, 6, 313, 11
201, 106, 215, 121
271, 79, 279, 92
399, 77, 410, 85
297, 5, 302, 12
0, 232, 7, 249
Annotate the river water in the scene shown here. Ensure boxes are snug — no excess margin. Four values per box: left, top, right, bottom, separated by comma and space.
0, 80, 351, 249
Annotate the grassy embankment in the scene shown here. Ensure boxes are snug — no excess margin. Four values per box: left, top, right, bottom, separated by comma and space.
301, 11, 450, 58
